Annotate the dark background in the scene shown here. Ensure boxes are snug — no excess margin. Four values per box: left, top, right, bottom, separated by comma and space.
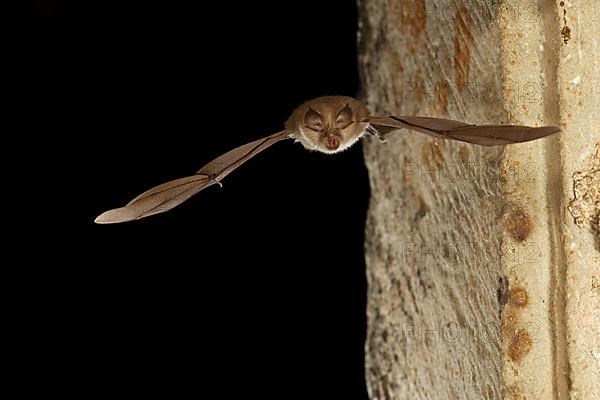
4, 1, 368, 399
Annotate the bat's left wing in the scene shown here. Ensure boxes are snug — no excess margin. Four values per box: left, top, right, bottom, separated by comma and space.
367, 115, 560, 146
95, 130, 291, 224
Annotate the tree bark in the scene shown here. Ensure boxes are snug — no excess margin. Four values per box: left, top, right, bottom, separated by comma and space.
359, 1, 600, 399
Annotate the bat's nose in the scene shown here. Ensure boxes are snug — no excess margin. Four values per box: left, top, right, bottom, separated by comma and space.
325, 136, 340, 150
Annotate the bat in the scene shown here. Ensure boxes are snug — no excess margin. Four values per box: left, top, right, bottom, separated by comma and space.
95, 95, 559, 224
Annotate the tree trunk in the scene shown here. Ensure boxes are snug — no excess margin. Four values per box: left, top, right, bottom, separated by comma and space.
358, 1, 600, 399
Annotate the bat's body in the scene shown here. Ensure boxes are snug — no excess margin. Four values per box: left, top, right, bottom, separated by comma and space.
95, 96, 559, 224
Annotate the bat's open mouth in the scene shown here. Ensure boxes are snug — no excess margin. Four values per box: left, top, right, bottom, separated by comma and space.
325, 136, 340, 150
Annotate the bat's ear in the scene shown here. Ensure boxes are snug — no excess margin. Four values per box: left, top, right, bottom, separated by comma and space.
336, 103, 353, 129
305, 107, 324, 131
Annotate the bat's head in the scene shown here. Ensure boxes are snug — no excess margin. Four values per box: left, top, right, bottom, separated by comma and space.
285, 96, 369, 154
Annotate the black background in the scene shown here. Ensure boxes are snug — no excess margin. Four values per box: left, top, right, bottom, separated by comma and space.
4, 1, 369, 399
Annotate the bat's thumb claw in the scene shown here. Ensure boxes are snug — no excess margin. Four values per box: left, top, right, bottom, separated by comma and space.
374, 133, 386, 143
207, 174, 223, 188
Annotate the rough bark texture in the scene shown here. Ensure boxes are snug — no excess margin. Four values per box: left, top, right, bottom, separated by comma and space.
557, 1, 600, 399
359, 1, 600, 399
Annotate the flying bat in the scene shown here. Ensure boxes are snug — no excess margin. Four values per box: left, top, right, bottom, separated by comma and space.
95, 95, 559, 224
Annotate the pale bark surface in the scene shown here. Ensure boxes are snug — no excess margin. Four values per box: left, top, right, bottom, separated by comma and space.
359, 1, 600, 399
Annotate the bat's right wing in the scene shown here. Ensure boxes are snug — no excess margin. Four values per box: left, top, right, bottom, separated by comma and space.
367, 116, 560, 146
95, 130, 291, 224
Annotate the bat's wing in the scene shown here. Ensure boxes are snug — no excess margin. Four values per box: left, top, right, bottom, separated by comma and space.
95, 130, 291, 224
367, 116, 560, 146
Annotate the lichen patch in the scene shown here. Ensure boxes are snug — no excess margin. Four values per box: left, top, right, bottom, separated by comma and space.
568, 143, 600, 251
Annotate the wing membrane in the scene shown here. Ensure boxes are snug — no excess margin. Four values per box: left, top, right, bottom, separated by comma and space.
95, 131, 290, 224
368, 115, 559, 145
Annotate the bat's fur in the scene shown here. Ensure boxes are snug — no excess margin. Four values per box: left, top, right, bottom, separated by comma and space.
285, 96, 370, 154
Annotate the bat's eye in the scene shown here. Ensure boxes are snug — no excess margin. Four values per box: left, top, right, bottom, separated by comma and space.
336, 104, 353, 129
304, 108, 324, 132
